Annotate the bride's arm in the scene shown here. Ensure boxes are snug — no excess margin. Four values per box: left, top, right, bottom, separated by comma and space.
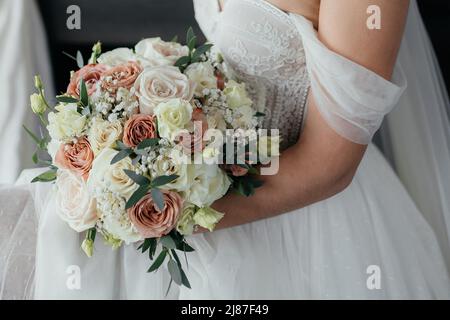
210, 0, 410, 230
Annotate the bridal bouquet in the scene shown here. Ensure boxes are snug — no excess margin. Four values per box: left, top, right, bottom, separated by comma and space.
26, 28, 279, 290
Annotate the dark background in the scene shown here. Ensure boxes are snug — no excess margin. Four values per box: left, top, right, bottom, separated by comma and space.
37, 0, 450, 94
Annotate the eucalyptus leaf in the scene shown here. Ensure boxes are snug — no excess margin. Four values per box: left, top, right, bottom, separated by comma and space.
123, 169, 150, 186
32, 151, 39, 165
76, 50, 84, 68
167, 259, 182, 285
115, 141, 128, 150
255, 111, 266, 117
147, 250, 167, 273
56, 95, 79, 104
151, 175, 179, 188
137, 138, 159, 150
174, 55, 190, 68
140, 238, 153, 253
160, 235, 177, 250
151, 188, 165, 212
31, 170, 57, 183
125, 185, 149, 209
177, 241, 195, 252
192, 43, 213, 62
111, 148, 133, 165
188, 36, 197, 52
170, 35, 178, 43
62, 51, 77, 62
149, 238, 158, 260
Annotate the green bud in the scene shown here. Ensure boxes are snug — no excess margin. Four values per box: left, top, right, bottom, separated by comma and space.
81, 238, 94, 258
34, 75, 43, 91
30, 93, 46, 114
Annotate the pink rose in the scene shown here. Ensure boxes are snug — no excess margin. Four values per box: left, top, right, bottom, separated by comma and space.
55, 137, 94, 180
177, 108, 208, 154
128, 190, 183, 238
67, 64, 108, 97
123, 114, 157, 148
101, 61, 142, 93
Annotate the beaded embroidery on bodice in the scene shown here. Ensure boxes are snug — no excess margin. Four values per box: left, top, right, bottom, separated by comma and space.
194, 0, 311, 149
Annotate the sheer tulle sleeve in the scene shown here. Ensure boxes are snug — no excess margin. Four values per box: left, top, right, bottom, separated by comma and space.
289, 13, 407, 144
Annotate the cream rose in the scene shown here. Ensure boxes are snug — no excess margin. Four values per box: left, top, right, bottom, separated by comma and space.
193, 206, 224, 232
223, 80, 253, 109
88, 117, 123, 155
47, 103, 87, 141
186, 164, 231, 207
134, 66, 194, 115
97, 48, 137, 67
185, 62, 217, 97
88, 148, 138, 199
154, 98, 193, 141
150, 148, 190, 192
135, 37, 189, 67
56, 169, 98, 232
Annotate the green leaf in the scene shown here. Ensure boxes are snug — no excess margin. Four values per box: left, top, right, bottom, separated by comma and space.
56, 95, 79, 104
177, 241, 195, 252
170, 35, 178, 43
151, 188, 165, 212
192, 43, 213, 62
174, 55, 190, 68
76, 50, 84, 68
160, 235, 177, 249
186, 27, 195, 45
137, 138, 159, 150
149, 238, 158, 260
147, 249, 167, 272
167, 259, 182, 285
255, 111, 266, 117
139, 238, 152, 253
180, 267, 191, 288
188, 36, 197, 52
32, 151, 39, 164
110, 148, 133, 165
125, 185, 149, 209
22, 125, 40, 145
79, 79, 89, 107
151, 175, 179, 188
114, 140, 128, 150
123, 169, 150, 186
31, 170, 57, 183
62, 51, 77, 62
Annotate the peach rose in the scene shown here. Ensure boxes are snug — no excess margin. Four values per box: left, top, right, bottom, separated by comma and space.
67, 64, 108, 97
55, 137, 94, 180
230, 165, 248, 177
123, 114, 157, 148
101, 61, 142, 93
128, 190, 183, 238
177, 108, 208, 154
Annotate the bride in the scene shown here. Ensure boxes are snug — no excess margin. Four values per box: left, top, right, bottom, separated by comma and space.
2, 0, 450, 299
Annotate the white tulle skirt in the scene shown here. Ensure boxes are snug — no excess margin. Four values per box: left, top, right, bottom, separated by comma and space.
177, 144, 450, 299
3, 144, 448, 299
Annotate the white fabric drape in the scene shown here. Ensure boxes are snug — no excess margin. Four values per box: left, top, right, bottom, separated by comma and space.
0, 0, 54, 184
381, 1, 450, 265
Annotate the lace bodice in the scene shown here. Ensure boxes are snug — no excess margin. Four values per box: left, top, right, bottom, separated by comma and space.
194, 0, 310, 149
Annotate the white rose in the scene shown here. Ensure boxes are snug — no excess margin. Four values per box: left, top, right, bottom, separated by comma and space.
186, 164, 231, 207
134, 66, 194, 115
154, 98, 193, 141
47, 103, 87, 141
233, 105, 256, 129
185, 62, 217, 97
88, 117, 123, 155
151, 148, 190, 192
88, 148, 138, 199
56, 169, 98, 232
135, 37, 189, 67
223, 80, 252, 109
97, 48, 137, 66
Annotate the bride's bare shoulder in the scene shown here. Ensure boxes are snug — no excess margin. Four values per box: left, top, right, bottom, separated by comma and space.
266, 0, 320, 28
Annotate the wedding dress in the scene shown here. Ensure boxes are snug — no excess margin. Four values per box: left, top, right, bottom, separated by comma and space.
2, 0, 450, 299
